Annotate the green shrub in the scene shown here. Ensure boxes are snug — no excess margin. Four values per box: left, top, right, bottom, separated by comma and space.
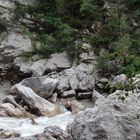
12, 0, 140, 77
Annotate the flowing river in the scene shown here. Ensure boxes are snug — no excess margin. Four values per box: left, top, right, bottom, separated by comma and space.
0, 83, 94, 137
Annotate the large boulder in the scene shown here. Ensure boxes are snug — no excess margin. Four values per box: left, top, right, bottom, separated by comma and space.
68, 90, 140, 140
48, 63, 96, 94
0, 31, 32, 83
0, 32, 32, 60
21, 76, 58, 99
45, 52, 72, 72
13, 57, 32, 74
12, 83, 63, 117
13, 52, 71, 77
76, 63, 96, 91
14, 57, 48, 77
65, 100, 84, 113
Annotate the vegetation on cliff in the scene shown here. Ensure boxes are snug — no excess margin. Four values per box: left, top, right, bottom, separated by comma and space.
13, 0, 140, 77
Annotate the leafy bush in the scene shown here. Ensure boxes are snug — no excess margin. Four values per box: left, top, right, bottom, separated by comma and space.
13, 0, 140, 77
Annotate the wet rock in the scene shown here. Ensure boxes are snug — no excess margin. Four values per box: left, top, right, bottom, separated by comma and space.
31, 54, 41, 61
65, 100, 84, 113
21, 77, 58, 99
43, 126, 73, 140
0, 130, 20, 139
62, 90, 76, 98
2, 95, 21, 108
77, 92, 92, 100
12, 83, 63, 117
6, 126, 72, 140
0, 103, 33, 118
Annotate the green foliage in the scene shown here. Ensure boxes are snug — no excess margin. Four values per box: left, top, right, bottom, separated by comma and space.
121, 56, 140, 77
80, 0, 102, 20
20, 51, 34, 60
13, 0, 140, 76
107, 78, 135, 94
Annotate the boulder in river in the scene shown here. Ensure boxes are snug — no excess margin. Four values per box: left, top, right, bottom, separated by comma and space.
68, 90, 140, 140
21, 76, 58, 99
12, 83, 64, 117
0, 103, 33, 118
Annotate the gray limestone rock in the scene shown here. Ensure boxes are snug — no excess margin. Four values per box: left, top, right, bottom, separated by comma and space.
68, 90, 140, 140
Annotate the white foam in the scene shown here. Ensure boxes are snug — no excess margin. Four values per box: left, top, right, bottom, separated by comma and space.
0, 112, 74, 137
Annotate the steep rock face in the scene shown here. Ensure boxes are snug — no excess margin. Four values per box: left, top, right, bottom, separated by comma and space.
68, 91, 140, 140
0, 0, 14, 26
0, 31, 33, 82
0, 32, 32, 61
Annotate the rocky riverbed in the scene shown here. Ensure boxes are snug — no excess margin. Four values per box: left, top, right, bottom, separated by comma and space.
0, 0, 140, 140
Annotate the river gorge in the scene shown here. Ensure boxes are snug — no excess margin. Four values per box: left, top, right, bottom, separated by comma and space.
0, 0, 140, 140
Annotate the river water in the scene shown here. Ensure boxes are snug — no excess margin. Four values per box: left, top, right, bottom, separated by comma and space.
0, 112, 74, 137
0, 83, 94, 137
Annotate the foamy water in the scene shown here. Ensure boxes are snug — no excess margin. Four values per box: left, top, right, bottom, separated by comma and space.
0, 83, 94, 137
0, 112, 74, 137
